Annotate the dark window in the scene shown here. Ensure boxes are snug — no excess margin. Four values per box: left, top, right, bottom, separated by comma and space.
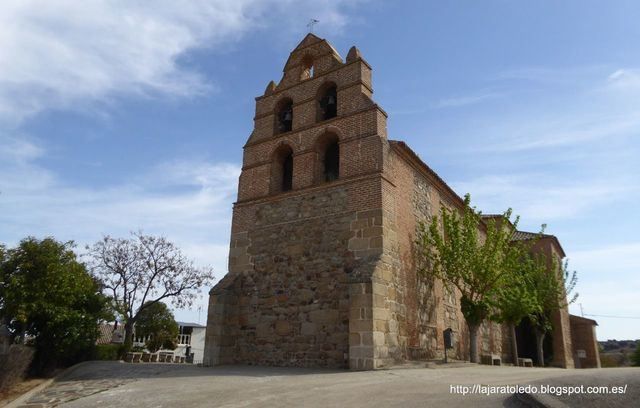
282, 152, 293, 191
318, 85, 337, 121
323, 141, 339, 182
276, 99, 293, 133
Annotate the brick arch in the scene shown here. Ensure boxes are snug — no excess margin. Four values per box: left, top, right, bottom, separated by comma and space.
313, 131, 340, 183
274, 96, 293, 135
316, 81, 338, 122
270, 142, 295, 194
300, 54, 315, 81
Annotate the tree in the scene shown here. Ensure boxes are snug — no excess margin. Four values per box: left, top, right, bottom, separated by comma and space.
0, 237, 111, 374
492, 251, 537, 366
492, 228, 550, 365
136, 301, 179, 352
528, 255, 578, 366
87, 232, 214, 349
416, 194, 518, 363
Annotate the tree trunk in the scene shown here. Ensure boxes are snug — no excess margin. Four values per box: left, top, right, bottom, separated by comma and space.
124, 321, 134, 351
469, 323, 480, 363
534, 328, 545, 367
510, 323, 519, 366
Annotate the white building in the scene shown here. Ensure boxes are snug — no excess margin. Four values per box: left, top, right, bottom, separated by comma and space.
175, 321, 206, 364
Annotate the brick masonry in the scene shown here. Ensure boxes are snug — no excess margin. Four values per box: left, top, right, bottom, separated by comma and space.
570, 315, 601, 368
204, 34, 593, 370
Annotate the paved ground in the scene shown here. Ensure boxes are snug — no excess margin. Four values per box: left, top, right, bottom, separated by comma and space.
13, 361, 639, 408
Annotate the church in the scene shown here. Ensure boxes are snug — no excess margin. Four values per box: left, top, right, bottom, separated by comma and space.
203, 34, 600, 370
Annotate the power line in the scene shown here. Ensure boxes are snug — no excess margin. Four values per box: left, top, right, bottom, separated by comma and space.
583, 313, 640, 320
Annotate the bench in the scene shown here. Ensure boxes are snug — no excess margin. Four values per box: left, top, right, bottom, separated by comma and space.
518, 357, 533, 367
124, 352, 142, 363
481, 354, 502, 366
158, 352, 174, 363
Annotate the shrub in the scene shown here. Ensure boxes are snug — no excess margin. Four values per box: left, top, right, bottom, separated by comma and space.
94, 344, 121, 361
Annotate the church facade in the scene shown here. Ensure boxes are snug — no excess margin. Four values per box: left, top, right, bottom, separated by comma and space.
203, 34, 594, 370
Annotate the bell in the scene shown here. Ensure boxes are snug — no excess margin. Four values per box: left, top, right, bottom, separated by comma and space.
327, 95, 336, 105
284, 111, 292, 121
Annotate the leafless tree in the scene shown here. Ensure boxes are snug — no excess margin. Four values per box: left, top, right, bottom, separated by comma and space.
86, 232, 214, 347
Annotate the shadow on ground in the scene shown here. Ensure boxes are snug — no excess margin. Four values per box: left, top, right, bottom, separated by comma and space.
59, 361, 347, 381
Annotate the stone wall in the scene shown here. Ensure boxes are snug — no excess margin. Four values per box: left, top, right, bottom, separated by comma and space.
205, 176, 389, 368
376, 142, 506, 364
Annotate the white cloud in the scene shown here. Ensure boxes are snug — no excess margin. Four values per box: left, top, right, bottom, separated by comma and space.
0, 0, 364, 125
0, 137, 240, 318
607, 68, 640, 90
0, 132, 240, 271
569, 242, 640, 275
432, 91, 502, 109
496, 65, 607, 85
464, 66, 640, 153
452, 174, 636, 222
489, 113, 640, 152
0, 0, 367, 321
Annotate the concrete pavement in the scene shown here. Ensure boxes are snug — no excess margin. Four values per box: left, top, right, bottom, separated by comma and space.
13, 361, 639, 408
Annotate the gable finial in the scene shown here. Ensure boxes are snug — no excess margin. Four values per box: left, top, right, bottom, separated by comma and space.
307, 19, 319, 33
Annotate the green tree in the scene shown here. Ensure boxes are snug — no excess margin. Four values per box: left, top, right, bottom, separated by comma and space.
492, 251, 537, 365
135, 301, 179, 352
528, 255, 578, 366
87, 232, 214, 349
416, 194, 518, 363
0, 237, 111, 374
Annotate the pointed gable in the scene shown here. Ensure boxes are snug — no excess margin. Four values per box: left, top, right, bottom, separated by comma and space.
293, 33, 322, 50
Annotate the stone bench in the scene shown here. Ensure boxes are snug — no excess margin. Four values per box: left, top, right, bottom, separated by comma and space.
481, 354, 502, 366
158, 352, 174, 363
518, 357, 533, 367
124, 352, 142, 363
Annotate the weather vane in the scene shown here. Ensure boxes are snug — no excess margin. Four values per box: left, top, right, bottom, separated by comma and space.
307, 19, 319, 33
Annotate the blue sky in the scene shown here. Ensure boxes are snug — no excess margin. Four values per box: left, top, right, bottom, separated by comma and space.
1, 1, 638, 340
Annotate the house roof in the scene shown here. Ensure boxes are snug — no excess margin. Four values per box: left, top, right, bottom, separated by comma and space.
480, 214, 516, 230
97, 323, 124, 344
511, 230, 567, 258
177, 321, 206, 329
570, 314, 598, 326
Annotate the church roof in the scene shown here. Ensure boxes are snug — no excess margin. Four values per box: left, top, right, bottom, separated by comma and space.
389, 140, 467, 211
390, 140, 567, 257
511, 230, 566, 257
569, 314, 598, 326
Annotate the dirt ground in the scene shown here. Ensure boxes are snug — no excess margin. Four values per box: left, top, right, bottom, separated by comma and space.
0, 378, 47, 407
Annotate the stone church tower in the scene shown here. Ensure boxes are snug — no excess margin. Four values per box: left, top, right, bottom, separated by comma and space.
204, 34, 580, 370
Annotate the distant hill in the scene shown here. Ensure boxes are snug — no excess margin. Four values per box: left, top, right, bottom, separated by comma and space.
598, 339, 639, 367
